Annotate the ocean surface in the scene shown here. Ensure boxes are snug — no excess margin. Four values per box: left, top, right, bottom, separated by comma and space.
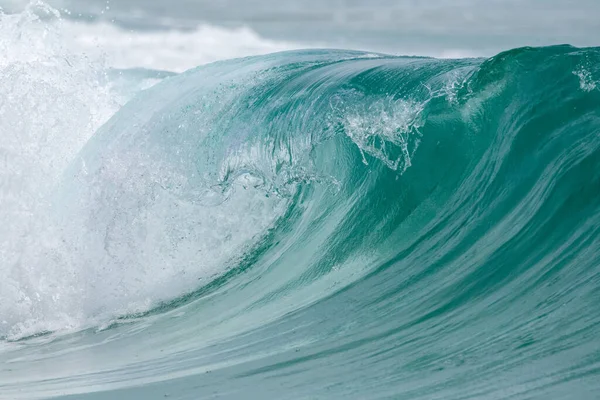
1, 2, 600, 399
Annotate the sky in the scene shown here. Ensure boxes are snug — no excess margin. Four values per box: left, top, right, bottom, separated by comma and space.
44, 0, 600, 55
1, 0, 599, 69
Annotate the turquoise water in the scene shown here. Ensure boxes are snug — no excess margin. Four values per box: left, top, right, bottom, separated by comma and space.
1, 45, 600, 399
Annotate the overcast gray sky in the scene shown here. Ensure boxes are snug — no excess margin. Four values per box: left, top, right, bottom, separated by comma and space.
2, 0, 599, 55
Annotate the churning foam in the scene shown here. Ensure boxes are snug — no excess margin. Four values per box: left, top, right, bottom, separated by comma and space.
0, 3, 291, 340
0, 3, 119, 338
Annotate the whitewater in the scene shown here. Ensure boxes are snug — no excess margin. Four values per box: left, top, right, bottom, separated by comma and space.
1, 3, 599, 399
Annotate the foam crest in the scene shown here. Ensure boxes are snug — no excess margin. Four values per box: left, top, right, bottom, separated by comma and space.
0, 3, 120, 339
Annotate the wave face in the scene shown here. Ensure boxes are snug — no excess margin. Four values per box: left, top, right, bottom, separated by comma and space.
1, 38, 600, 399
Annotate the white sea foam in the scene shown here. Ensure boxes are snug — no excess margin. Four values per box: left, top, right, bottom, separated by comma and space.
0, 3, 118, 338
59, 18, 302, 72
0, 3, 294, 340
573, 66, 598, 92
340, 95, 425, 172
